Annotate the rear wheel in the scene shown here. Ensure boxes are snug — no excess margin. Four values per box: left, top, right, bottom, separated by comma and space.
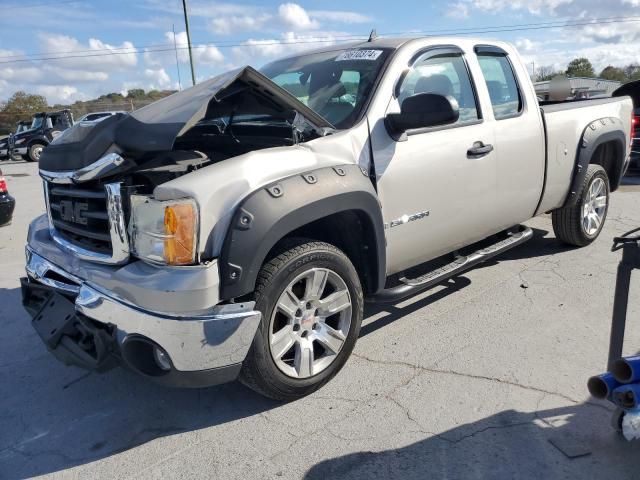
552, 164, 610, 246
240, 240, 363, 401
27, 143, 46, 162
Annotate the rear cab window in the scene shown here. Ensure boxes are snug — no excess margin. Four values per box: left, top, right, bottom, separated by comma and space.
476, 48, 523, 120
397, 50, 481, 126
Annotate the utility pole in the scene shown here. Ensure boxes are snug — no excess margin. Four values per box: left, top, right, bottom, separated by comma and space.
172, 24, 183, 90
181, 0, 196, 86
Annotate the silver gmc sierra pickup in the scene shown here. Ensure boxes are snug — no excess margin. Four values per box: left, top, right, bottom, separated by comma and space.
21, 37, 633, 400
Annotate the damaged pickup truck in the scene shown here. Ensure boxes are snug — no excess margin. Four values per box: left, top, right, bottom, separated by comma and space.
22, 37, 633, 400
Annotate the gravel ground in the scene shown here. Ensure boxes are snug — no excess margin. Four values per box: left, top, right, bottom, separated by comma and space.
2, 160, 640, 479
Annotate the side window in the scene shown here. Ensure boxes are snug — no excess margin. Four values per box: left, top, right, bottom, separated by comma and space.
477, 54, 523, 119
398, 52, 480, 125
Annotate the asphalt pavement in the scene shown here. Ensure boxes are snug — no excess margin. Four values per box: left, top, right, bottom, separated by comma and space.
2, 160, 640, 479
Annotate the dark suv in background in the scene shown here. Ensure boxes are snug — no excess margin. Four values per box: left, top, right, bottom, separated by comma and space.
8, 109, 73, 162
0, 120, 32, 161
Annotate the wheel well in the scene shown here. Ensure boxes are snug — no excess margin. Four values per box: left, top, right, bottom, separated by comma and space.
265, 210, 381, 295
590, 140, 623, 191
27, 140, 48, 149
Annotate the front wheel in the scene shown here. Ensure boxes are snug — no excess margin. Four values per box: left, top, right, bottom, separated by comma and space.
552, 164, 610, 246
240, 240, 363, 401
26, 143, 46, 162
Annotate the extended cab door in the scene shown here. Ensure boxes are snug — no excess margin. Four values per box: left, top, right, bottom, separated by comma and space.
474, 45, 545, 228
370, 46, 500, 274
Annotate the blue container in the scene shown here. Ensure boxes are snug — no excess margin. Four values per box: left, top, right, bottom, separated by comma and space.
588, 373, 621, 400
612, 356, 640, 384
612, 384, 640, 410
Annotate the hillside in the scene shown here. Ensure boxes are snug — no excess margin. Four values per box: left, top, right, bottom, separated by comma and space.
0, 89, 176, 135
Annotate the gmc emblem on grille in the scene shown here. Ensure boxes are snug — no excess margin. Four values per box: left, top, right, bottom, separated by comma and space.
59, 200, 88, 225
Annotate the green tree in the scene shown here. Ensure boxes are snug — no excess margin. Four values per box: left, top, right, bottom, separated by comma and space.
536, 65, 563, 82
126, 88, 145, 99
0, 91, 48, 135
566, 57, 595, 78
600, 66, 626, 82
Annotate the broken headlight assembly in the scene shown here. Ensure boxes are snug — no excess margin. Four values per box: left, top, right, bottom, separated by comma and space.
129, 195, 199, 266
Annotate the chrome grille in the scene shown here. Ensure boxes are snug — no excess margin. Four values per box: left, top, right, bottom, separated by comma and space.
44, 180, 130, 265
47, 183, 112, 253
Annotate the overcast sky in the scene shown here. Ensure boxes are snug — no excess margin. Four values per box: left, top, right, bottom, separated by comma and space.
0, 0, 638, 104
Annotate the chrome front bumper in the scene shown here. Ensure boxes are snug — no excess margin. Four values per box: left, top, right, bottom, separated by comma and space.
0, 148, 7, 157
24, 247, 261, 378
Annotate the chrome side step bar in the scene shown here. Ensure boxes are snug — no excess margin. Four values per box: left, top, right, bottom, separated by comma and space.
368, 225, 533, 304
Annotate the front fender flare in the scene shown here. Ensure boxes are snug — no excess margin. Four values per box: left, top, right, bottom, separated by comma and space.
218, 164, 386, 300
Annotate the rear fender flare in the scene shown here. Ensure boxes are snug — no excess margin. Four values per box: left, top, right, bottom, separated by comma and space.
218, 164, 386, 301
564, 117, 627, 206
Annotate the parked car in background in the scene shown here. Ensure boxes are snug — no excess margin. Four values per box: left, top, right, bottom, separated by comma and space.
76, 111, 127, 123
0, 169, 15, 226
9, 109, 74, 162
0, 120, 32, 161
22, 37, 633, 399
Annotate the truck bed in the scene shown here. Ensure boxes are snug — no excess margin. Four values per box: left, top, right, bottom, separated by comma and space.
536, 96, 633, 214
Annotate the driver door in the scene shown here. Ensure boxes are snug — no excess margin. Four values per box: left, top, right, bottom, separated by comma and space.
370, 47, 499, 274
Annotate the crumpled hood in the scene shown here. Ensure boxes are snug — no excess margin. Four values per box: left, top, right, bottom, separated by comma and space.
39, 66, 334, 173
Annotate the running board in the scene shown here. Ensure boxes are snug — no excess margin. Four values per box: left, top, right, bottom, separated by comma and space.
368, 225, 533, 304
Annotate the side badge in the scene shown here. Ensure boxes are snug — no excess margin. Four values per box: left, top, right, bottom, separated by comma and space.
385, 211, 430, 229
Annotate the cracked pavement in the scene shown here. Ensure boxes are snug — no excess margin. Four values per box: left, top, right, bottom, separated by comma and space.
2, 162, 640, 479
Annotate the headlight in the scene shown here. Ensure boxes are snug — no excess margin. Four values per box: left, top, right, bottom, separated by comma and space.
15, 138, 25, 145
129, 195, 199, 266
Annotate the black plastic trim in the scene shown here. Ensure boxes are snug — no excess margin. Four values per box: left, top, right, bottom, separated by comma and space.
150, 363, 242, 388
473, 44, 508, 56
564, 118, 627, 207
218, 164, 386, 300
121, 334, 242, 388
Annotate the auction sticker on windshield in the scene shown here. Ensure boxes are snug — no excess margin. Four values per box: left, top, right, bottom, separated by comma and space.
336, 50, 383, 61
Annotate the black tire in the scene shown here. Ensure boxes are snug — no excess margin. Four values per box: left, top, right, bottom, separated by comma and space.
26, 142, 46, 162
239, 240, 363, 401
552, 164, 610, 247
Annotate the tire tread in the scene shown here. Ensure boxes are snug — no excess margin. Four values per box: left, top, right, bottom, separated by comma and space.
552, 164, 609, 247
239, 240, 362, 401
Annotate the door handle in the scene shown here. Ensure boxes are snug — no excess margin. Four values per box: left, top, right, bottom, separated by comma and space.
467, 142, 494, 158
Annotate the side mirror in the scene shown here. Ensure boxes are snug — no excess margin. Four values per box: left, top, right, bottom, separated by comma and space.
386, 93, 460, 136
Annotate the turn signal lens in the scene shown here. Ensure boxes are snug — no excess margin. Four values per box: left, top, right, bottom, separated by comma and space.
164, 203, 197, 265
129, 195, 199, 266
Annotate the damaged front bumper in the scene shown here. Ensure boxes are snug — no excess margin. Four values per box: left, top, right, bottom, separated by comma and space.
22, 245, 261, 388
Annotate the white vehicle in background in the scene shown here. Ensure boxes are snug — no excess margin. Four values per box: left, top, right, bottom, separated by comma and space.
76, 111, 127, 123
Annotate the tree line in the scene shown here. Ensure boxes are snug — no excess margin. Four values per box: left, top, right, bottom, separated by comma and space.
0, 88, 174, 136
536, 57, 640, 83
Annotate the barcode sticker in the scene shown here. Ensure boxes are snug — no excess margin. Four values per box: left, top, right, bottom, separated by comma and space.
336, 50, 383, 61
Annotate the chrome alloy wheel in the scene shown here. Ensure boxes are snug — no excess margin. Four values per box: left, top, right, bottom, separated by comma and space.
269, 268, 352, 379
32, 144, 43, 161
582, 177, 607, 236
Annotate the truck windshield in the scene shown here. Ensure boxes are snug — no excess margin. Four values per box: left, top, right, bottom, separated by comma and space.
30, 116, 44, 130
261, 47, 392, 129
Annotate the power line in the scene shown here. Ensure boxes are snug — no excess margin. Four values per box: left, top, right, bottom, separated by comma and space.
0, 0, 84, 11
1, 15, 640, 67
1, 14, 640, 65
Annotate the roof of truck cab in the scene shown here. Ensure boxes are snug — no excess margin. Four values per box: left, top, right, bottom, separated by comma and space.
270, 36, 514, 62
